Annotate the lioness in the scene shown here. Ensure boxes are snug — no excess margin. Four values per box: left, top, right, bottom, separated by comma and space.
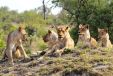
98, 28, 112, 48
47, 25, 74, 56
2, 26, 29, 65
43, 30, 58, 50
57, 26, 74, 49
78, 24, 97, 48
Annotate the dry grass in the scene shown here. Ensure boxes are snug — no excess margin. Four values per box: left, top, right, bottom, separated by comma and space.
0, 46, 113, 76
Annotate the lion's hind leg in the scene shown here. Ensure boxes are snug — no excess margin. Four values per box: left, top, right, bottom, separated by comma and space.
5, 44, 15, 65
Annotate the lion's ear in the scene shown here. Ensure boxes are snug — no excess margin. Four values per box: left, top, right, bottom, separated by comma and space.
85, 24, 89, 29
50, 25, 56, 28
98, 28, 101, 32
18, 26, 23, 32
104, 28, 108, 33
79, 24, 83, 28
65, 26, 70, 31
48, 30, 52, 34
18, 26, 25, 32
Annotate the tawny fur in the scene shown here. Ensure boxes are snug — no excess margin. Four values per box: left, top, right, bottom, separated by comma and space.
57, 26, 74, 49
2, 26, 29, 65
47, 25, 74, 56
78, 24, 97, 48
98, 28, 112, 48
43, 30, 58, 50
13, 47, 22, 59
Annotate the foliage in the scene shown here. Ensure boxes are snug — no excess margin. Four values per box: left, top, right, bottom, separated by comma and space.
52, 0, 113, 43
1, 0, 113, 52
0, 7, 55, 53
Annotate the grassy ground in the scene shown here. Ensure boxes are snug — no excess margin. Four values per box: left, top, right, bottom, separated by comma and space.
0, 46, 113, 76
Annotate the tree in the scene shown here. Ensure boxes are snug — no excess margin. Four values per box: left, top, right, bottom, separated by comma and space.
52, 0, 113, 43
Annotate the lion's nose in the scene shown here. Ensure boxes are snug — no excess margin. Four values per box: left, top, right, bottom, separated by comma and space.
58, 35, 62, 37
58, 35, 63, 39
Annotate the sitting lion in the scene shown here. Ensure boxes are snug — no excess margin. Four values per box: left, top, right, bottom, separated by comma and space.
98, 28, 112, 48
78, 24, 97, 48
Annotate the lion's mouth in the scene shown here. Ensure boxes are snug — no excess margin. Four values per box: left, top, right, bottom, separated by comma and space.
22, 37, 28, 41
58, 36, 63, 39
43, 40, 48, 42
43, 38, 49, 42
78, 33, 84, 35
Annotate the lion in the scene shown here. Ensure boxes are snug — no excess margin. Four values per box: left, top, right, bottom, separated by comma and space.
45, 25, 74, 56
78, 24, 97, 48
43, 30, 58, 50
2, 26, 29, 65
56, 25, 74, 49
98, 28, 112, 48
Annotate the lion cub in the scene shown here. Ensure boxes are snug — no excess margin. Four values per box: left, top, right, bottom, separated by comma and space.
78, 24, 97, 48
43, 30, 58, 50
2, 26, 29, 65
98, 28, 112, 48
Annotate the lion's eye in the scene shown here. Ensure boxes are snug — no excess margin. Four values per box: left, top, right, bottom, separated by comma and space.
58, 31, 60, 33
24, 34, 27, 35
82, 28, 86, 31
62, 30, 65, 33
101, 32, 104, 35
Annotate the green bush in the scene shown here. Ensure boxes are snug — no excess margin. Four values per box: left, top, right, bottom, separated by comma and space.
70, 27, 78, 45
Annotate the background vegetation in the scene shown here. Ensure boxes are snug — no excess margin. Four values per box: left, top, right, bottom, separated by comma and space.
1, 0, 113, 75
0, 0, 113, 54
0, 4, 70, 54
52, 0, 113, 43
